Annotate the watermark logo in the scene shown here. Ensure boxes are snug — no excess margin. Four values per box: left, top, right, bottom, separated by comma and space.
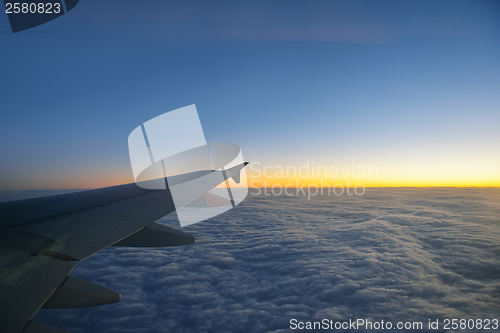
128, 105, 248, 227
247, 161, 379, 199
3, 0, 79, 33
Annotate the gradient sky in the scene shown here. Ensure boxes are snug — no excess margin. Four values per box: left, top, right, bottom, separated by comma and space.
1, 0, 499, 190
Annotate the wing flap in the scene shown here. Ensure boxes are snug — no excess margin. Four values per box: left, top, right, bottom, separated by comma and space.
46, 202, 175, 260
0, 253, 75, 333
21, 321, 69, 333
42, 276, 120, 309
100, 196, 167, 218
112, 223, 195, 247
20, 209, 124, 243
0, 229, 57, 255
0, 247, 30, 279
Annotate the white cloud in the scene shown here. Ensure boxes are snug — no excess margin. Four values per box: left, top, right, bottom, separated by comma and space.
34, 188, 500, 332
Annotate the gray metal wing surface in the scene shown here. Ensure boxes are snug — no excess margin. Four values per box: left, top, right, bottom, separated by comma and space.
0, 163, 247, 333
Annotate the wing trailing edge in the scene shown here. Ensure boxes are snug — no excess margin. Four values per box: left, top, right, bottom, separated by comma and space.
112, 223, 195, 247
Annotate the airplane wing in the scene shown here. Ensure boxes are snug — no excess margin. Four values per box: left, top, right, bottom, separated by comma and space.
0, 163, 247, 333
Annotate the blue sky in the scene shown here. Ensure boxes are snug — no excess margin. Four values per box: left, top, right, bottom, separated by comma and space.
1, 0, 499, 189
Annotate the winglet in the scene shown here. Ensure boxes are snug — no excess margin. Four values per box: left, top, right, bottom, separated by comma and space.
231, 162, 249, 183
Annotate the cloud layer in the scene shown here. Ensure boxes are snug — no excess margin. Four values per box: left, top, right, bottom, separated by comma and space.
33, 188, 500, 332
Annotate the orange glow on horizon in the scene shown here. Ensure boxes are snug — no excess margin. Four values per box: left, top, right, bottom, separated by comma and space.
20, 177, 500, 190
11, 165, 499, 190
244, 176, 500, 189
